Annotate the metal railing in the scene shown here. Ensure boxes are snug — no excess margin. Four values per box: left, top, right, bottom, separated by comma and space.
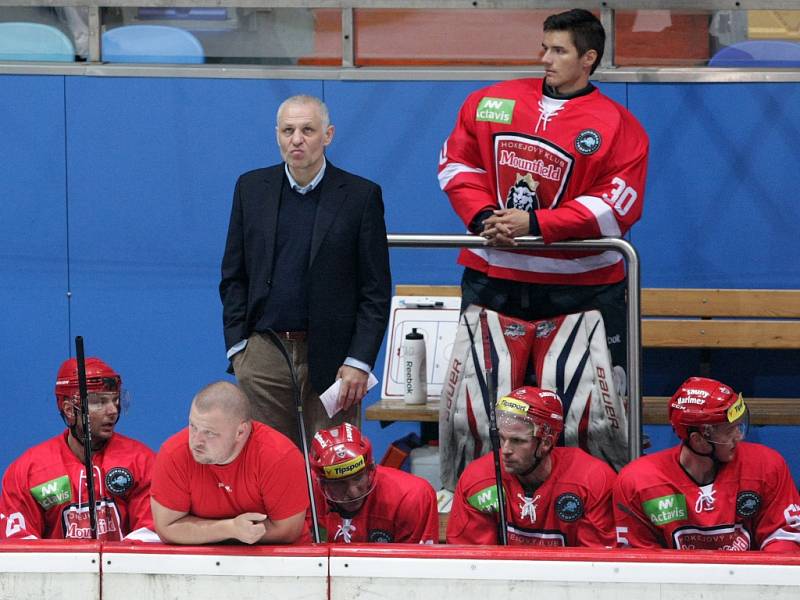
387, 233, 642, 461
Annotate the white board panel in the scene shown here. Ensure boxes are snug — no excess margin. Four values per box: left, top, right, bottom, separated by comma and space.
381, 296, 461, 402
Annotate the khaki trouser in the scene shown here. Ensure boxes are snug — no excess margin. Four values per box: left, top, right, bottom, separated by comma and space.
232, 332, 360, 448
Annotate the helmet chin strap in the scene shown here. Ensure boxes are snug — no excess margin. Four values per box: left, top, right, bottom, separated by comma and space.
683, 438, 715, 459
681, 435, 722, 485
63, 413, 110, 453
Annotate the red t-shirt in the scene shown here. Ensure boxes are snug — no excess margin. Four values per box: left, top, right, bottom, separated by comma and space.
151, 421, 310, 541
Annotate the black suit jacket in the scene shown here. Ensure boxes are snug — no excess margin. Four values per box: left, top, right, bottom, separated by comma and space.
220, 162, 391, 393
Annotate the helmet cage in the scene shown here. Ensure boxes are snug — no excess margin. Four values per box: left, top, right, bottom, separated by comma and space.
317, 464, 377, 504
60, 390, 130, 427
697, 409, 749, 446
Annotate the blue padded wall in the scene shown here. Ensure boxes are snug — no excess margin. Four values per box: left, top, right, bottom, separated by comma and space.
629, 83, 800, 288
0, 76, 71, 445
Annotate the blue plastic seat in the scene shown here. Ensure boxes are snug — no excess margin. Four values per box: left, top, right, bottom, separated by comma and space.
709, 40, 800, 67
0, 22, 75, 62
102, 25, 204, 64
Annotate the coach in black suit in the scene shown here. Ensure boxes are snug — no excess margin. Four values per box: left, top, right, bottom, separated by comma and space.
219, 94, 391, 447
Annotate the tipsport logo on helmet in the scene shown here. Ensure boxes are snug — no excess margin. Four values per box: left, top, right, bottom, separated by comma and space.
323, 455, 366, 480
727, 394, 746, 423
497, 396, 529, 417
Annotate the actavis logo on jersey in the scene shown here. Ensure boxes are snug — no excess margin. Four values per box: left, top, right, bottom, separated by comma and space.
476, 97, 515, 124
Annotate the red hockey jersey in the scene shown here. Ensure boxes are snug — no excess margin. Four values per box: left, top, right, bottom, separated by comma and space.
613, 443, 800, 552
0, 431, 155, 540
439, 78, 648, 285
447, 446, 615, 546
313, 466, 438, 544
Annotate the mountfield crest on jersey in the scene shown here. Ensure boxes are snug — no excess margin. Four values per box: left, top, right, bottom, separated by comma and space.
736, 491, 761, 518
476, 97, 515, 124
673, 524, 751, 551
105, 467, 134, 495
575, 129, 601, 155
61, 498, 123, 540
505, 173, 539, 212
494, 134, 572, 209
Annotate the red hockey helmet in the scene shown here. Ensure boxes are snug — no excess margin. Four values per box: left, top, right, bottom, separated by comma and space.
310, 423, 376, 504
668, 377, 748, 441
55, 357, 122, 420
496, 386, 564, 443
310, 422, 373, 479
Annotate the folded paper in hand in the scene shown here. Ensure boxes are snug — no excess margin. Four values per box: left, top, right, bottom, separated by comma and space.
320, 372, 379, 418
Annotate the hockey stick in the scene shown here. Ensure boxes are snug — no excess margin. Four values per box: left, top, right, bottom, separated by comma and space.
463, 310, 508, 545
478, 310, 509, 546
263, 330, 321, 543
75, 336, 98, 539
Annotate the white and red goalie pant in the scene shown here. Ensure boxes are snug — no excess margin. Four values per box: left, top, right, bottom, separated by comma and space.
439, 305, 627, 491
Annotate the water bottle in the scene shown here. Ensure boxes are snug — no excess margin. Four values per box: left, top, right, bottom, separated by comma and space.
403, 328, 427, 405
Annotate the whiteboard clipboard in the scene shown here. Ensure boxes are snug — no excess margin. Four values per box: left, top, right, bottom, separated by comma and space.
381, 296, 461, 402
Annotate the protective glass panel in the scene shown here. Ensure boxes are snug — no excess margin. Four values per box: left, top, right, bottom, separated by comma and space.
102, 7, 323, 64
353, 9, 553, 67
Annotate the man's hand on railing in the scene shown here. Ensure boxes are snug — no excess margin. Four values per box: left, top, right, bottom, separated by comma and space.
481, 208, 531, 246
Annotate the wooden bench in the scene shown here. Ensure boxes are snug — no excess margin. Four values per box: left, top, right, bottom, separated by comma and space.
366, 286, 800, 427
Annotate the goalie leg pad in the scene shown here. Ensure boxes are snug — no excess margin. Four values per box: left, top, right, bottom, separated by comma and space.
531, 310, 629, 471
439, 305, 534, 490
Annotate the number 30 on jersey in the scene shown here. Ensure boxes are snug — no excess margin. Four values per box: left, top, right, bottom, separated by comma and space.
603, 177, 637, 217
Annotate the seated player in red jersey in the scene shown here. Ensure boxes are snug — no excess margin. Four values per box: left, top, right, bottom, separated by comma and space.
150, 381, 309, 545
614, 377, 800, 552
0, 357, 155, 541
447, 387, 616, 546
310, 423, 438, 544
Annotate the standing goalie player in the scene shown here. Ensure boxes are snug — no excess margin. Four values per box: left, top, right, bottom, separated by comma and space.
438, 8, 649, 386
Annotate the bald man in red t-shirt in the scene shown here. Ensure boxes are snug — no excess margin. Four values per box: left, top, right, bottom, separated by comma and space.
151, 381, 309, 544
